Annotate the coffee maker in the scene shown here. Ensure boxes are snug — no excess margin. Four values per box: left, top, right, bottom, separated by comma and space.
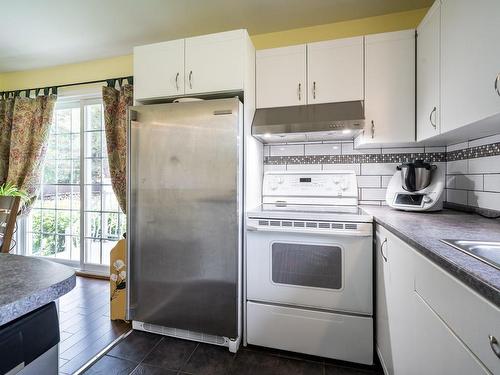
386, 160, 445, 212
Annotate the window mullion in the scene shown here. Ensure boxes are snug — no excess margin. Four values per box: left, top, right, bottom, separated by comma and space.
79, 100, 85, 270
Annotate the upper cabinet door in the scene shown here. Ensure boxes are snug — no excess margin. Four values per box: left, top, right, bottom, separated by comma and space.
134, 39, 185, 101
417, 1, 440, 141
441, 0, 500, 133
256, 45, 307, 108
361, 30, 415, 145
185, 30, 245, 95
307, 37, 364, 104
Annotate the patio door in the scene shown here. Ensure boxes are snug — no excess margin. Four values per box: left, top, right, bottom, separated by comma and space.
21, 97, 126, 275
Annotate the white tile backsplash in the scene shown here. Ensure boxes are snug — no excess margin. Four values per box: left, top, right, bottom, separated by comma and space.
467, 191, 500, 211
304, 143, 341, 156
468, 134, 500, 148
341, 142, 381, 155
361, 188, 387, 201
361, 163, 399, 176
381, 176, 392, 188
383, 147, 425, 154
263, 145, 270, 157
447, 160, 468, 175
286, 164, 322, 171
264, 164, 286, 172
484, 174, 500, 192
263, 134, 500, 210
446, 189, 468, 205
447, 142, 469, 152
444, 134, 500, 211
424, 146, 446, 153
454, 175, 483, 191
323, 163, 361, 175
468, 155, 500, 174
357, 176, 381, 188
270, 144, 304, 156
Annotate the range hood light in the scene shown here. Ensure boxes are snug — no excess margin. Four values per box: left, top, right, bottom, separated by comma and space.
342, 129, 352, 134
263, 133, 272, 138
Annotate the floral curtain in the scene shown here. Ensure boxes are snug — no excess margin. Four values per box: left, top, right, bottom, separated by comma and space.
102, 84, 133, 214
0, 95, 57, 214
0, 99, 15, 185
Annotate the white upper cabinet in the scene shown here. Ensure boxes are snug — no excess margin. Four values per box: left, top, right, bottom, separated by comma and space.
307, 37, 364, 104
440, 0, 500, 133
416, 1, 441, 141
185, 30, 246, 95
256, 45, 307, 108
134, 29, 253, 101
357, 30, 415, 146
134, 39, 185, 101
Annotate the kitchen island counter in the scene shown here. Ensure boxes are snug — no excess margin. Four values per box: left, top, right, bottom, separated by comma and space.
362, 206, 500, 307
0, 254, 75, 326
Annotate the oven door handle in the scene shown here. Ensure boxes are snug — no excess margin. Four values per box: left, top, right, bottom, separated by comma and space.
246, 225, 372, 237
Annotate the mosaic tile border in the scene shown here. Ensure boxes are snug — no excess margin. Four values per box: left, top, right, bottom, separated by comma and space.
446, 142, 500, 161
264, 152, 446, 165
263, 141, 500, 165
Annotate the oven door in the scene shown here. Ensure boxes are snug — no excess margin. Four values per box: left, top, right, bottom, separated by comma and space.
246, 226, 372, 315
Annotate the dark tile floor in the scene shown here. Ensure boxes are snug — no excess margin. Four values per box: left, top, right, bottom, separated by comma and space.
58, 276, 131, 374
83, 330, 383, 375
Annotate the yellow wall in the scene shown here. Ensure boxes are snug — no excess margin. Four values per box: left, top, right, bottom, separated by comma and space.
251, 8, 427, 49
0, 8, 427, 91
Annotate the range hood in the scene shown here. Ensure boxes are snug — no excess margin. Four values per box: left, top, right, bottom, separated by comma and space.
251, 101, 365, 143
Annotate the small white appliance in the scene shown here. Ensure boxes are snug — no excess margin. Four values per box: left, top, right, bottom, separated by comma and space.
245, 170, 373, 365
386, 162, 445, 212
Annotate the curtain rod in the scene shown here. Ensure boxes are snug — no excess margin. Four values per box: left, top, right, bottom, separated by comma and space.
0, 75, 133, 99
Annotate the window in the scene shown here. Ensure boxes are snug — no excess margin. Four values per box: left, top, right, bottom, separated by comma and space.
24, 98, 126, 273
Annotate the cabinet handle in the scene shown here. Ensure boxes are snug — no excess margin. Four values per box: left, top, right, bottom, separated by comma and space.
189, 71, 193, 89
313, 81, 316, 99
380, 238, 388, 262
175, 72, 179, 91
371, 120, 375, 139
489, 335, 500, 359
495, 74, 500, 97
298, 83, 302, 101
429, 107, 437, 129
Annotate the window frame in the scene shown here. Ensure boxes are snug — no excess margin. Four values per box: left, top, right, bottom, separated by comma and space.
18, 94, 124, 276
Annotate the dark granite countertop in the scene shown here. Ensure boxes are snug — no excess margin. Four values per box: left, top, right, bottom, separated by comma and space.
361, 206, 500, 307
0, 254, 76, 326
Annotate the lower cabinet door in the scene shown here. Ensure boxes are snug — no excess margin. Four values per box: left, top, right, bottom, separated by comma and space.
375, 228, 394, 374
413, 293, 490, 375
246, 301, 373, 365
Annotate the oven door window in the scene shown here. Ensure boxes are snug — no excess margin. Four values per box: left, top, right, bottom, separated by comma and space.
271, 243, 342, 289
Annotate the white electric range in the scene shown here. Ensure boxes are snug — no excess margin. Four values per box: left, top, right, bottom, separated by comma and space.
245, 170, 374, 365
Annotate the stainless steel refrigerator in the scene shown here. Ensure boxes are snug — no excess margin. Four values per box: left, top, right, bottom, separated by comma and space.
127, 98, 243, 351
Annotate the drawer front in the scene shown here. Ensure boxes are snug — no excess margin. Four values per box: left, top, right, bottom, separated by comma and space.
415, 253, 500, 373
246, 301, 373, 365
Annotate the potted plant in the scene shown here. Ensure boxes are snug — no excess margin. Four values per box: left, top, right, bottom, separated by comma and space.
0, 182, 28, 228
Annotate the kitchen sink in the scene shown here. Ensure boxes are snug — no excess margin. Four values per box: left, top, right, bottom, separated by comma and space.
441, 240, 500, 270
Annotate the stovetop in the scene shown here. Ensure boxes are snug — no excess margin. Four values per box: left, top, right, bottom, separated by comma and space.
247, 204, 373, 223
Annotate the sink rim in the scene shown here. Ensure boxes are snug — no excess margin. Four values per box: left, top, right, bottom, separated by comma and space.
441, 239, 500, 271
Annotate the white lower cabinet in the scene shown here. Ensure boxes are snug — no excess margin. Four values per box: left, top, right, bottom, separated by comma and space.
413, 292, 489, 375
375, 224, 499, 375
376, 226, 416, 375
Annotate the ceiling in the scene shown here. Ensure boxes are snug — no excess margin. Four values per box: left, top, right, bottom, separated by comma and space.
0, 0, 432, 73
